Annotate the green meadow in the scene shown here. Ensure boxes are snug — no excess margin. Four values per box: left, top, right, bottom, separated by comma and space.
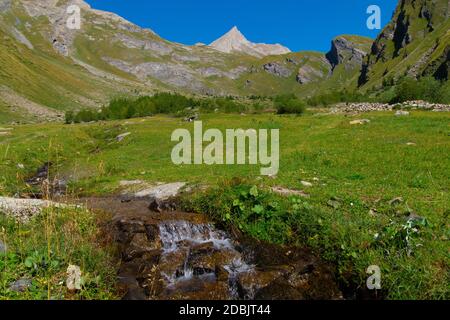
0, 111, 449, 299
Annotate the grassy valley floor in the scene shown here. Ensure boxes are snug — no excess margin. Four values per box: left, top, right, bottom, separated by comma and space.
0, 111, 449, 299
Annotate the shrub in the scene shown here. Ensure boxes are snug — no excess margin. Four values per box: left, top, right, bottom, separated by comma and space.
65, 111, 74, 124
391, 76, 448, 104
306, 90, 369, 107
274, 94, 305, 114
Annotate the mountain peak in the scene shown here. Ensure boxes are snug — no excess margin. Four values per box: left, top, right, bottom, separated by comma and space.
209, 26, 291, 58
228, 26, 243, 36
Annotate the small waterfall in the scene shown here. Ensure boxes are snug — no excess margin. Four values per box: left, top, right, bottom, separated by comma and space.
159, 221, 235, 252
157, 221, 254, 297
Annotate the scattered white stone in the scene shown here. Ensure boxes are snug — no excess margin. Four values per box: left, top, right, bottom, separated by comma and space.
332, 101, 450, 113
119, 180, 144, 187
66, 265, 82, 291
116, 132, 131, 142
0, 197, 70, 222
349, 119, 371, 125
389, 197, 404, 206
406, 142, 417, 146
395, 110, 410, 116
301, 181, 313, 187
369, 209, 377, 217
271, 186, 309, 198
17, 163, 25, 169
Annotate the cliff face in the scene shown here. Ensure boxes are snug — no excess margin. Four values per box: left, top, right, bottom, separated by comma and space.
359, 0, 450, 87
326, 36, 372, 70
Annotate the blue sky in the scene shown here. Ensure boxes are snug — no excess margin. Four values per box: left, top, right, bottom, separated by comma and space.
85, 0, 398, 52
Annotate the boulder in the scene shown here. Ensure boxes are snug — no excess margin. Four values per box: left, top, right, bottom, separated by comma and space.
66, 265, 82, 291
9, 279, 32, 292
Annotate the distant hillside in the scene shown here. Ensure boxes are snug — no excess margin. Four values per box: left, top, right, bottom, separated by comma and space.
1, 0, 447, 123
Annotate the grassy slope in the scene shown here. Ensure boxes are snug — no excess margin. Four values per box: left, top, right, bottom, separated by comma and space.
0, 112, 448, 299
0, 6, 149, 122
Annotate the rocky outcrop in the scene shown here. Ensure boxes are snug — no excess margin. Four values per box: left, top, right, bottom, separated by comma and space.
115, 33, 172, 56
296, 65, 326, 84
103, 58, 206, 92
209, 26, 291, 58
9, 27, 33, 49
263, 63, 292, 78
197, 66, 247, 80
0, 0, 11, 13
326, 36, 370, 70
422, 45, 450, 81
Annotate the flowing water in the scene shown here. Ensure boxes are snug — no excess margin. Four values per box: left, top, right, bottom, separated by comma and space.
84, 197, 342, 300
158, 221, 255, 299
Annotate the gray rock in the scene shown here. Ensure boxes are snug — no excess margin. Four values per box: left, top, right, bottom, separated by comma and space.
271, 186, 309, 198
104, 57, 205, 92
349, 119, 371, 125
405, 212, 425, 222
197, 66, 246, 80
0, 240, 7, 254
115, 33, 172, 55
301, 181, 313, 188
0, 197, 69, 222
148, 197, 176, 213
184, 114, 199, 122
263, 63, 292, 78
395, 110, 410, 116
327, 199, 341, 209
10, 27, 34, 50
116, 132, 131, 142
9, 279, 32, 292
0, 0, 11, 13
296, 65, 326, 84
389, 197, 404, 206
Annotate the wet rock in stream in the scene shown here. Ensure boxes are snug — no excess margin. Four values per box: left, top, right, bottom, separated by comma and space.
86, 197, 342, 300
23, 162, 68, 198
